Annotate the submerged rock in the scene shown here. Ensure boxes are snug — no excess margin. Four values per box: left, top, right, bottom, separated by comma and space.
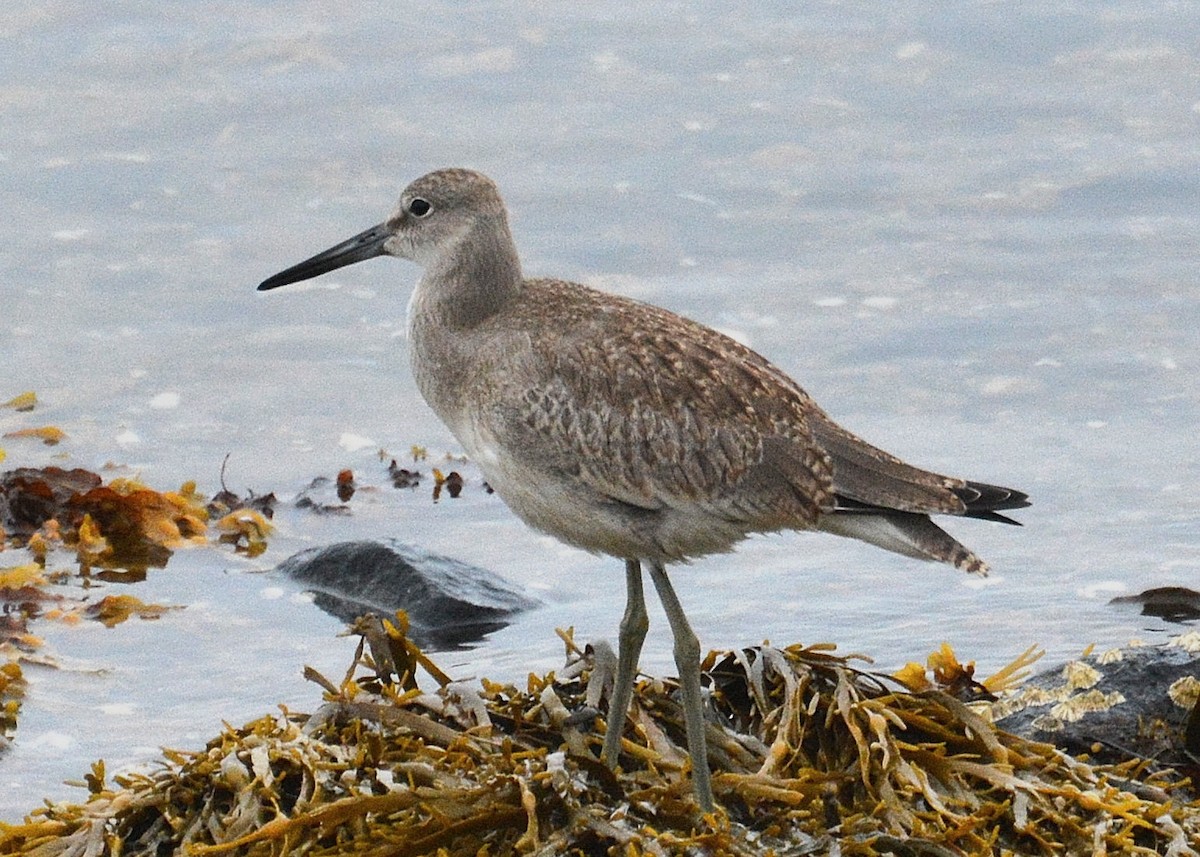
277, 539, 538, 649
1110, 585, 1200, 622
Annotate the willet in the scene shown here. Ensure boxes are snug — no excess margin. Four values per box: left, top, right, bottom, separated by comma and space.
258, 168, 1029, 812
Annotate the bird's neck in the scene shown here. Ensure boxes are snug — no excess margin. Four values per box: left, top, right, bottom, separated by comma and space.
415, 218, 523, 330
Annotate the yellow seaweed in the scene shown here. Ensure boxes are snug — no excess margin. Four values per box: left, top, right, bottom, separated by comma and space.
0, 628, 1195, 856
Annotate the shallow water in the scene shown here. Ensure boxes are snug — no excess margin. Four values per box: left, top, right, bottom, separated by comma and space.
2, 1, 1198, 819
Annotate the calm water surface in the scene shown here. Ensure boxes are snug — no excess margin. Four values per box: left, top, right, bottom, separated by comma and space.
1, 1, 1197, 818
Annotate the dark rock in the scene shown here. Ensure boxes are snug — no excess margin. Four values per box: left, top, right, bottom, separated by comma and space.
995, 640, 1200, 780
1110, 586, 1200, 623
276, 540, 539, 650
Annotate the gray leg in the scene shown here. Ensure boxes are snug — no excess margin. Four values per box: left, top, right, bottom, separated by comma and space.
601, 558, 649, 769
647, 560, 714, 812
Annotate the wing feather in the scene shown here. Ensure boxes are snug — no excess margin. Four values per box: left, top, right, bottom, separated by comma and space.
469, 278, 1027, 568
495, 281, 836, 527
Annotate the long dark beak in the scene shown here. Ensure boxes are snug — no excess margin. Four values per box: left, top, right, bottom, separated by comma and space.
258, 223, 390, 291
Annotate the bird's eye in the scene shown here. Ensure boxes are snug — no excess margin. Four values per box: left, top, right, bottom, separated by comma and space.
407, 197, 432, 217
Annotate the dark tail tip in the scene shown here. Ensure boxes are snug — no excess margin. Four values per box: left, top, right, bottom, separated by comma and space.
957, 481, 1030, 524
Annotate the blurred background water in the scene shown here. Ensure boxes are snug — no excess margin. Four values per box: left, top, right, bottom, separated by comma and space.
2, 1, 1198, 819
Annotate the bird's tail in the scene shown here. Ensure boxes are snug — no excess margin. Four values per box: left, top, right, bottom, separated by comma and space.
818, 511, 989, 574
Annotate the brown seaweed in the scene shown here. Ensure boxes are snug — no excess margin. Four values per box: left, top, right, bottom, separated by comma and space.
1, 624, 1195, 856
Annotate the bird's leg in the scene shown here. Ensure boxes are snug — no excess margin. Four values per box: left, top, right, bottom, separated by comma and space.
601, 559, 649, 769
647, 560, 715, 812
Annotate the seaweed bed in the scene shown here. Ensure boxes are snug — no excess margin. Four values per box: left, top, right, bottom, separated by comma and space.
1, 617, 1197, 857
1, 424, 1198, 855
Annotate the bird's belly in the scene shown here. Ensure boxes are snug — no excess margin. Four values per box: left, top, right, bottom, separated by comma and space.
490, 467, 652, 557
461, 435, 647, 556
452, 419, 755, 562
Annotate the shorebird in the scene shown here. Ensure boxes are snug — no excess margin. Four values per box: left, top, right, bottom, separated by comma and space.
258, 168, 1029, 812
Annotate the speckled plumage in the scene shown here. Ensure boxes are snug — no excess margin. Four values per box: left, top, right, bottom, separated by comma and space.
259, 167, 1030, 810
415, 278, 835, 562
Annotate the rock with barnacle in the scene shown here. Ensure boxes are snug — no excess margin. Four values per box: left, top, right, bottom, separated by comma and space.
994, 636, 1200, 774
